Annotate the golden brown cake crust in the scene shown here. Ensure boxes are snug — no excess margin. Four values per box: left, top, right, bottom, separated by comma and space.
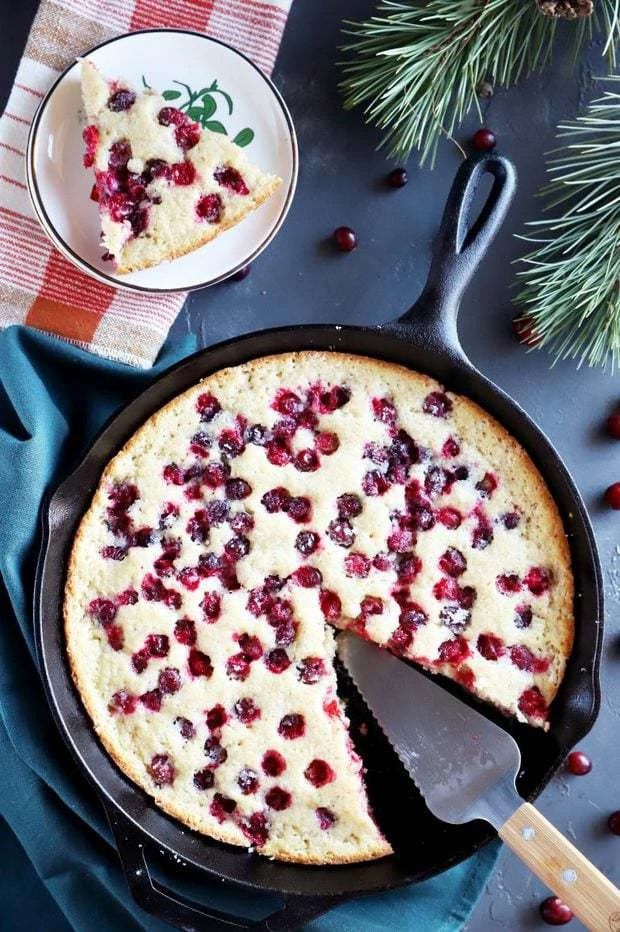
65, 351, 573, 864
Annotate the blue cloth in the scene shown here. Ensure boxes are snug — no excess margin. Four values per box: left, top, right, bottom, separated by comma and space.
0, 324, 500, 931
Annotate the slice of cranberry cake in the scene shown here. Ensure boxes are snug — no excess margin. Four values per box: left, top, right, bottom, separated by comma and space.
65, 352, 573, 863
80, 60, 281, 273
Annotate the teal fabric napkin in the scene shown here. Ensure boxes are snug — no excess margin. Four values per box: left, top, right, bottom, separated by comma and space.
0, 324, 500, 932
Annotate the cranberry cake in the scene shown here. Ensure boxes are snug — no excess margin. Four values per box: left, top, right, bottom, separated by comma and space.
80, 60, 281, 273
65, 352, 573, 863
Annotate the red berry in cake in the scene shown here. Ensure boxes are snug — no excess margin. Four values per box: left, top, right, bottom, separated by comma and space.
224, 535, 251, 561
196, 393, 221, 422
188, 649, 213, 678
210, 793, 237, 822
372, 397, 397, 425
510, 645, 549, 673
295, 530, 320, 556
140, 688, 163, 712
226, 653, 251, 681
147, 753, 174, 786
442, 436, 460, 458
82, 124, 99, 167
387, 167, 408, 188
608, 811, 620, 835
265, 787, 292, 810
175, 716, 196, 739
423, 391, 452, 418
294, 449, 320, 472
472, 128, 496, 152
239, 812, 270, 846
327, 518, 355, 548
439, 547, 467, 578
88, 597, 117, 626
316, 807, 336, 830
476, 472, 498, 498
438, 636, 470, 665
333, 226, 357, 251
196, 193, 222, 224
233, 697, 261, 724
437, 507, 462, 529
206, 704, 227, 731
158, 667, 181, 694
174, 617, 197, 645
304, 759, 335, 787
476, 633, 506, 661
204, 737, 228, 767
316, 384, 351, 412
237, 768, 259, 795
524, 566, 551, 595
604, 482, 620, 509
496, 573, 522, 594
145, 634, 169, 658
566, 750, 592, 775
539, 896, 573, 925
278, 713, 306, 740
193, 768, 215, 791
108, 689, 137, 715
261, 487, 290, 513
518, 686, 547, 719
514, 604, 533, 629
101, 545, 127, 560
107, 88, 136, 111
266, 437, 292, 465
163, 463, 185, 485
285, 497, 311, 524
606, 413, 620, 439
264, 648, 291, 674
501, 511, 521, 530
361, 596, 383, 616
214, 164, 249, 195
291, 566, 323, 588
362, 470, 390, 497
316, 431, 339, 454
296, 657, 326, 684
319, 589, 342, 621
262, 750, 286, 776
344, 552, 371, 578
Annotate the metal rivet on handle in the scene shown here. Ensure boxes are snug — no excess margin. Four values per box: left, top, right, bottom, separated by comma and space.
521, 827, 535, 841
561, 869, 577, 884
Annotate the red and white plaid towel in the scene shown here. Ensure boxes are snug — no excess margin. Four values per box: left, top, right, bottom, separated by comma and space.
0, 0, 292, 368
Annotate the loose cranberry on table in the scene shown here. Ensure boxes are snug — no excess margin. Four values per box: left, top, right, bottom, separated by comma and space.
565, 750, 592, 775
512, 314, 542, 346
333, 226, 357, 252
539, 895, 574, 925
387, 167, 408, 188
604, 482, 620, 509
607, 413, 620, 439
230, 263, 251, 282
608, 811, 620, 835
471, 128, 496, 152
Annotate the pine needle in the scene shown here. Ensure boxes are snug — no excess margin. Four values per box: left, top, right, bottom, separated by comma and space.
514, 76, 620, 372
340, 0, 619, 166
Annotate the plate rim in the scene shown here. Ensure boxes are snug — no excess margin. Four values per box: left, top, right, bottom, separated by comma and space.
25, 27, 299, 294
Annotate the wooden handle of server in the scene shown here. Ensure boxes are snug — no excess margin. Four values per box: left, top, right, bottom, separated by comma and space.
499, 803, 620, 932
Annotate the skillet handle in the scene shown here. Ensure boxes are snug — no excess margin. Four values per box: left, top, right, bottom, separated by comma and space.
395, 154, 516, 359
105, 803, 346, 931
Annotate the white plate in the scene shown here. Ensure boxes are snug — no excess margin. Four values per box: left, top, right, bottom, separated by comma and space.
26, 29, 298, 293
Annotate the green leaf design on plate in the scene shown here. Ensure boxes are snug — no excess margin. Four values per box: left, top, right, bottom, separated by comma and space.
199, 95, 217, 120
232, 127, 255, 148
162, 89, 182, 100
203, 120, 227, 135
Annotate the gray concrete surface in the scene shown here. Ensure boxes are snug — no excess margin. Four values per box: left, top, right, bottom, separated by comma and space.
2, 1, 618, 929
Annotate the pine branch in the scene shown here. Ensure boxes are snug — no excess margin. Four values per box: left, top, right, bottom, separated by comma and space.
514, 75, 620, 372
340, 0, 619, 166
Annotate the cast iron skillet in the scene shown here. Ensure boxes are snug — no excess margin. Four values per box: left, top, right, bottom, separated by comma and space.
35, 155, 603, 932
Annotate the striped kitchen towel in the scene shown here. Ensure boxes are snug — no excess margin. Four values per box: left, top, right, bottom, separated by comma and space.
0, 0, 291, 368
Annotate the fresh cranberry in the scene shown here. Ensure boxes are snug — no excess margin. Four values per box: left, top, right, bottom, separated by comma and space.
608, 811, 620, 835
477, 633, 506, 661
361, 596, 383, 616
372, 397, 397, 425
433, 577, 459, 602
188, 649, 213, 678
196, 392, 221, 421
195, 193, 222, 223
107, 140, 132, 171
319, 589, 342, 620
163, 463, 184, 486
362, 470, 390, 496
316, 807, 336, 830
291, 566, 322, 588
229, 512, 255, 535
175, 119, 201, 151
510, 645, 549, 673
158, 667, 181, 694
224, 535, 250, 561
373, 552, 393, 572
226, 652, 251, 680
186, 510, 210, 544
606, 413, 620, 439
423, 391, 452, 418
88, 597, 117, 627
438, 636, 470, 665
210, 793, 237, 822
272, 389, 303, 416
471, 507, 494, 550
193, 768, 215, 791
333, 226, 357, 251
387, 167, 408, 188
147, 753, 174, 786
296, 657, 326, 684
396, 553, 422, 583
293, 449, 319, 473
237, 768, 259, 795
264, 648, 291, 673
262, 487, 290, 513
140, 688, 163, 712
247, 586, 273, 617
158, 107, 186, 127
268, 598, 293, 626
472, 127, 496, 151
108, 689, 137, 715
518, 686, 548, 718
107, 88, 136, 111
288, 496, 312, 523
496, 573, 522, 594
145, 634, 169, 658
174, 617, 197, 645
604, 482, 620, 509
512, 315, 542, 346
131, 648, 149, 674
502, 511, 521, 530
262, 750, 287, 776
266, 787, 292, 810
214, 164, 249, 195
566, 750, 592, 775
177, 566, 200, 590
476, 472, 499, 498
82, 124, 99, 167
141, 573, 182, 609
435, 507, 461, 530
344, 552, 371, 578
204, 736, 228, 767
295, 530, 320, 556
225, 480, 251, 502
169, 161, 196, 185
327, 518, 355, 549
234, 697, 261, 724
275, 619, 298, 647
237, 633, 263, 660
439, 547, 467, 578
316, 431, 339, 454
425, 465, 452, 499
539, 896, 573, 925
206, 704, 227, 731
442, 436, 460, 457
266, 437, 292, 466
524, 566, 551, 595
159, 503, 180, 529
278, 713, 305, 739
239, 812, 269, 846
175, 716, 195, 739
304, 759, 335, 787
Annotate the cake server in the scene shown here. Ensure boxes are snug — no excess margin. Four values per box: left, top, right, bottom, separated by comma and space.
338, 632, 620, 932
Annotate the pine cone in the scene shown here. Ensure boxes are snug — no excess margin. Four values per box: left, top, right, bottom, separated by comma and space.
534, 0, 593, 17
